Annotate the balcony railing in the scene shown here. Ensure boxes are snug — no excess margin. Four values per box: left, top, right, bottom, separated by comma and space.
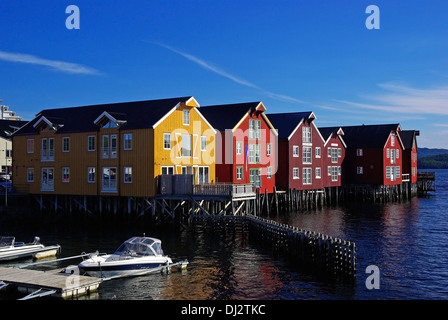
41, 149, 54, 161
102, 179, 117, 192
102, 147, 117, 159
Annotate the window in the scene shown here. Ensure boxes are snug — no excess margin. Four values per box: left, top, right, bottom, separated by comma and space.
302, 127, 311, 143
303, 168, 312, 185
293, 145, 299, 157
236, 166, 244, 180
183, 109, 190, 125
391, 134, 395, 146
331, 167, 339, 181
396, 149, 400, 159
102, 135, 117, 158
27, 168, 34, 182
27, 139, 34, 153
124, 134, 132, 150
161, 166, 174, 175
102, 120, 117, 128
315, 147, 321, 158
249, 119, 261, 139
357, 166, 364, 174
62, 137, 70, 152
201, 136, 207, 151
102, 167, 117, 192
164, 133, 171, 150
236, 141, 243, 155
198, 166, 209, 184
249, 168, 261, 188
395, 166, 400, 179
5, 150, 11, 158
303, 146, 312, 164
248, 144, 261, 164
88, 167, 96, 183
181, 134, 192, 157
316, 167, 321, 179
386, 148, 390, 158
41, 168, 54, 191
338, 148, 342, 158
266, 143, 272, 156
41, 138, 54, 161
293, 167, 299, 179
124, 167, 132, 183
267, 166, 272, 179
331, 148, 338, 163
391, 149, 396, 164
356, 148, 363, 156
62, 167, 70, 183
88, 136, 95, 151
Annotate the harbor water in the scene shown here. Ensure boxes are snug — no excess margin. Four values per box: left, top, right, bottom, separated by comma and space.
0, 169, 447, 300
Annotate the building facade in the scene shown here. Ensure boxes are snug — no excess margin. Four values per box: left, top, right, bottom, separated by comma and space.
200, 102, 277, 193
12, 96, 216, 197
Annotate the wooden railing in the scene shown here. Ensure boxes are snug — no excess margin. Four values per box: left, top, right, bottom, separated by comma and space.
193, 183, 254, 197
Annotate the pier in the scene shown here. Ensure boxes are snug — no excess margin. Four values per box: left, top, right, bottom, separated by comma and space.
190, 214, 357, 279
0, 266, 102, 299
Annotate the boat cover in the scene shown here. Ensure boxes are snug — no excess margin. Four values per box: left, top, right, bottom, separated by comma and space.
113, 237, 164, 258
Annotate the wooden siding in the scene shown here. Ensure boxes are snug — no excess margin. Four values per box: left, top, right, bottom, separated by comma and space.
153, 105, 216, 184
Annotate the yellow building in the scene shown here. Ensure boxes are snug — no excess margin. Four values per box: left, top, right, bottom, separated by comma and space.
12, 96, 216, 198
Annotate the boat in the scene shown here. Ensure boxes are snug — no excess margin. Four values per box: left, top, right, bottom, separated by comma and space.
0, 236, 61, 261
78, 236, 182, 279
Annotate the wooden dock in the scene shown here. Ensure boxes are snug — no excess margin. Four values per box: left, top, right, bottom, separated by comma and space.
0, 267, 102, 299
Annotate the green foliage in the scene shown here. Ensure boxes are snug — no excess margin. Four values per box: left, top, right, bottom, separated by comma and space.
418, 154, 448, 169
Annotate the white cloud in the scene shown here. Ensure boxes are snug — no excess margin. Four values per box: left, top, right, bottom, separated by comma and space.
0, 50, 101, 75
338, 83, 448, 115
152, 42, 306, 104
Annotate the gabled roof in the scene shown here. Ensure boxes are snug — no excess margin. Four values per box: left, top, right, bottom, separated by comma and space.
200, 102, 275, 133
267, 112, 315, 140
321, 123, 402, 149
319, 126, 347, 148
13, 96, 200, 135
399, 130, 419, 150
0, 119, 28, 139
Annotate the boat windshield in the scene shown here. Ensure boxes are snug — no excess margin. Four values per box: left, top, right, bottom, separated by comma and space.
0, 237, 14, 247
113, 237, 164, 257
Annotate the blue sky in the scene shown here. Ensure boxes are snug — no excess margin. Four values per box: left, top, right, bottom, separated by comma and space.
1, 0, 447, 148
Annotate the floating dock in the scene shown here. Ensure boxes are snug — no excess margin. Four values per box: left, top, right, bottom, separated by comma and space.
0, 266, 102, 299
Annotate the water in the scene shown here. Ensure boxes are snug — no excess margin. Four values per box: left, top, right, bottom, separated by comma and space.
1, 169, 447, 300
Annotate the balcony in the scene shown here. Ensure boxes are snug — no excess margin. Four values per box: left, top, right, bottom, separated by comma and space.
41, 149, 54, 161
102, 147, 117, 159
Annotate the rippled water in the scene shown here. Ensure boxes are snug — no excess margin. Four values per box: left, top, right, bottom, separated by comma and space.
1, 169, 447, 300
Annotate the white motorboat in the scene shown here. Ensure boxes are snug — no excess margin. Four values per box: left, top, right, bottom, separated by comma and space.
78, 236, 175, 279
0, 236, 61, 261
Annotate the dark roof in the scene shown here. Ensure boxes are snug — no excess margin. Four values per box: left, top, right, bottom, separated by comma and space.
266, 112, 314, 139
0, 119, 28, 139
320, 124, 401, 148
199, 102, 262, 131
318, 127, 341, 141
13, 97, 194, 135
399, 130, 419, 150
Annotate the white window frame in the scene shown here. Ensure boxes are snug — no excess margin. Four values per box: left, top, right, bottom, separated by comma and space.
164, 133, 171, 150
303, 146, 312, 164
356, 148, 363, 157
183, 109, 190, 125
357, 166, 364, 175
27, 139, 34, 154
27, 168, 34, 182
236, 141, 243, 155
124, 166, 132, 183
293, 167, 299, 179
124, 134, 132, 150
293, 145, 299, 157
315, 147, 321, 158
88, 135, 96, 151
315, 167, 321, 179
302, 126, 312, 143
236, 166, 244, 180
303, 167, 312, 185
62, 167, 70, 183
88, 167, 96, 183
62, 137, 70, 152
267, 143, 272, 156
267, 166, 272, 179
161, 166, 174, 175
201, 136, 207, 151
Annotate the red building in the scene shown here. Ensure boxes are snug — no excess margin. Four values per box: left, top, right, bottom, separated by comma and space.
200, 102, 277, 193
322, 124, 404, 186
399, 130, 419, 184
268, 112, 339, 191
319, 126, 346, 188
